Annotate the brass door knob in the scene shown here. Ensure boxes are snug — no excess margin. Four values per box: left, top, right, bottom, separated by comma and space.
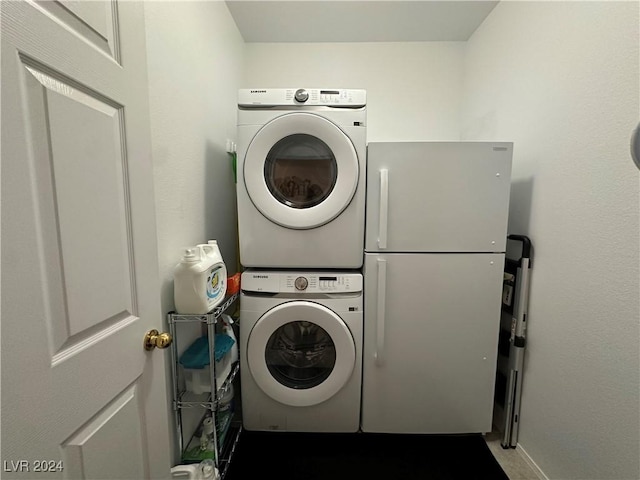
144, 329, 173, 351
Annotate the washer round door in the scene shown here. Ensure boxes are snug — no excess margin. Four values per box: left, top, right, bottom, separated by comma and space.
247, 301, 356, 407
244, 113, 359, 229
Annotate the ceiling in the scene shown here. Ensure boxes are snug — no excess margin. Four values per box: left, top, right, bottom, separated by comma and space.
225, 1, 499, 43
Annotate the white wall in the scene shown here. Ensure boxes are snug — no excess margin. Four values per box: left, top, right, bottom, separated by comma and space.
143, 0, 244, 462
462, 2, 639, 479
243, 42, 465, 141
145, 1, 243, 308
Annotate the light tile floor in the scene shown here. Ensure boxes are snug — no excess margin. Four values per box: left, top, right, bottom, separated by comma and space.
485, 430, 543, 480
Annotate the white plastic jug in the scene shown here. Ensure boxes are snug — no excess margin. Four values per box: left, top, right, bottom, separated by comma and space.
174, 242, 227, 314
170, 460, 219, 480
199, 460, 218, 480
170, 464, 199, 479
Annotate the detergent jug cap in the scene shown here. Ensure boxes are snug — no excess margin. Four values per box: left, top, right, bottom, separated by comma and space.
207, 240, 218, 246
181, 248, 200, 263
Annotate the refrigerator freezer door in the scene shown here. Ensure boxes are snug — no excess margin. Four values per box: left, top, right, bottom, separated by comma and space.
365, 142, 512, 253
361, 252, 504, 434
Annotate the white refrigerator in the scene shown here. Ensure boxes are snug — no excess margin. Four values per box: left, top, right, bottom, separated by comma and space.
362, 142, 512, 434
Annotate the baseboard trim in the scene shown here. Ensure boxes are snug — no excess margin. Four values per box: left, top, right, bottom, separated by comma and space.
516, 443, 549, 480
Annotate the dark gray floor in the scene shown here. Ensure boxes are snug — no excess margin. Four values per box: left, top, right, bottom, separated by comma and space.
226, 430, 510, 480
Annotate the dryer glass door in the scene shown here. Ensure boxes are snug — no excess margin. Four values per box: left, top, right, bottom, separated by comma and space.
264, 134, 337, 210
244, 113, 359, 229
265, 320, 336, 389
247, 301, 356, 407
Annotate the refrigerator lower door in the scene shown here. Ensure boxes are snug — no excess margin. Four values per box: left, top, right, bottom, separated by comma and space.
361, 252, 504, 434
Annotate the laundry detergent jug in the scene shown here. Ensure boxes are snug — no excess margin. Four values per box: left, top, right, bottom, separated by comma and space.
174, 242, 227, 314
170, 460, 219, 480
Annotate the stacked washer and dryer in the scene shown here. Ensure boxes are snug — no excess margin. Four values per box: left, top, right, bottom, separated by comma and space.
237, 88, 367, 432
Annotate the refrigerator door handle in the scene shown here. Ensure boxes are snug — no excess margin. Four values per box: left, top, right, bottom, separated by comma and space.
378, 168, 389, 249
375, 258, 387, 366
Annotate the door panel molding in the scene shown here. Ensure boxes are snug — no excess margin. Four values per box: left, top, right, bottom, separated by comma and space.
51, 312, 137, 367
62, 381, 147, 479
20, 57, 137, 357
33, 0, 121, 63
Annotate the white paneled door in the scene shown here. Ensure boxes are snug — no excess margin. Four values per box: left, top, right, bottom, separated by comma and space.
1, 1, 171, 478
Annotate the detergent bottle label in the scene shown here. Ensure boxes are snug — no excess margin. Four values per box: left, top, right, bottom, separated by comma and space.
207, 266, 224, 301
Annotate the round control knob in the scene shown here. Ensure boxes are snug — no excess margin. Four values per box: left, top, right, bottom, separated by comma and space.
294, 276, 309, 291
294, 89, 309, 103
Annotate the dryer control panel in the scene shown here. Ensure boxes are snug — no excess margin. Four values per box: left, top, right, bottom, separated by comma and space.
238, 88, 366, 107
242, 271, 363, 293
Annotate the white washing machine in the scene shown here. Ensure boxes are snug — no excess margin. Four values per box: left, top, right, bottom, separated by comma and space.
240, 270, 363, 432
237, 88, 366, 268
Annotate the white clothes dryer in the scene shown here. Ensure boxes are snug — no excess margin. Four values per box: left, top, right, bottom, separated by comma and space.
237, 88, 366, 268
240, 270, 363, 432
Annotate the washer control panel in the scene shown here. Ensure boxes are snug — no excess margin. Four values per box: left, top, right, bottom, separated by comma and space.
241, 271, 363, 293
238, 88, 366, 107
